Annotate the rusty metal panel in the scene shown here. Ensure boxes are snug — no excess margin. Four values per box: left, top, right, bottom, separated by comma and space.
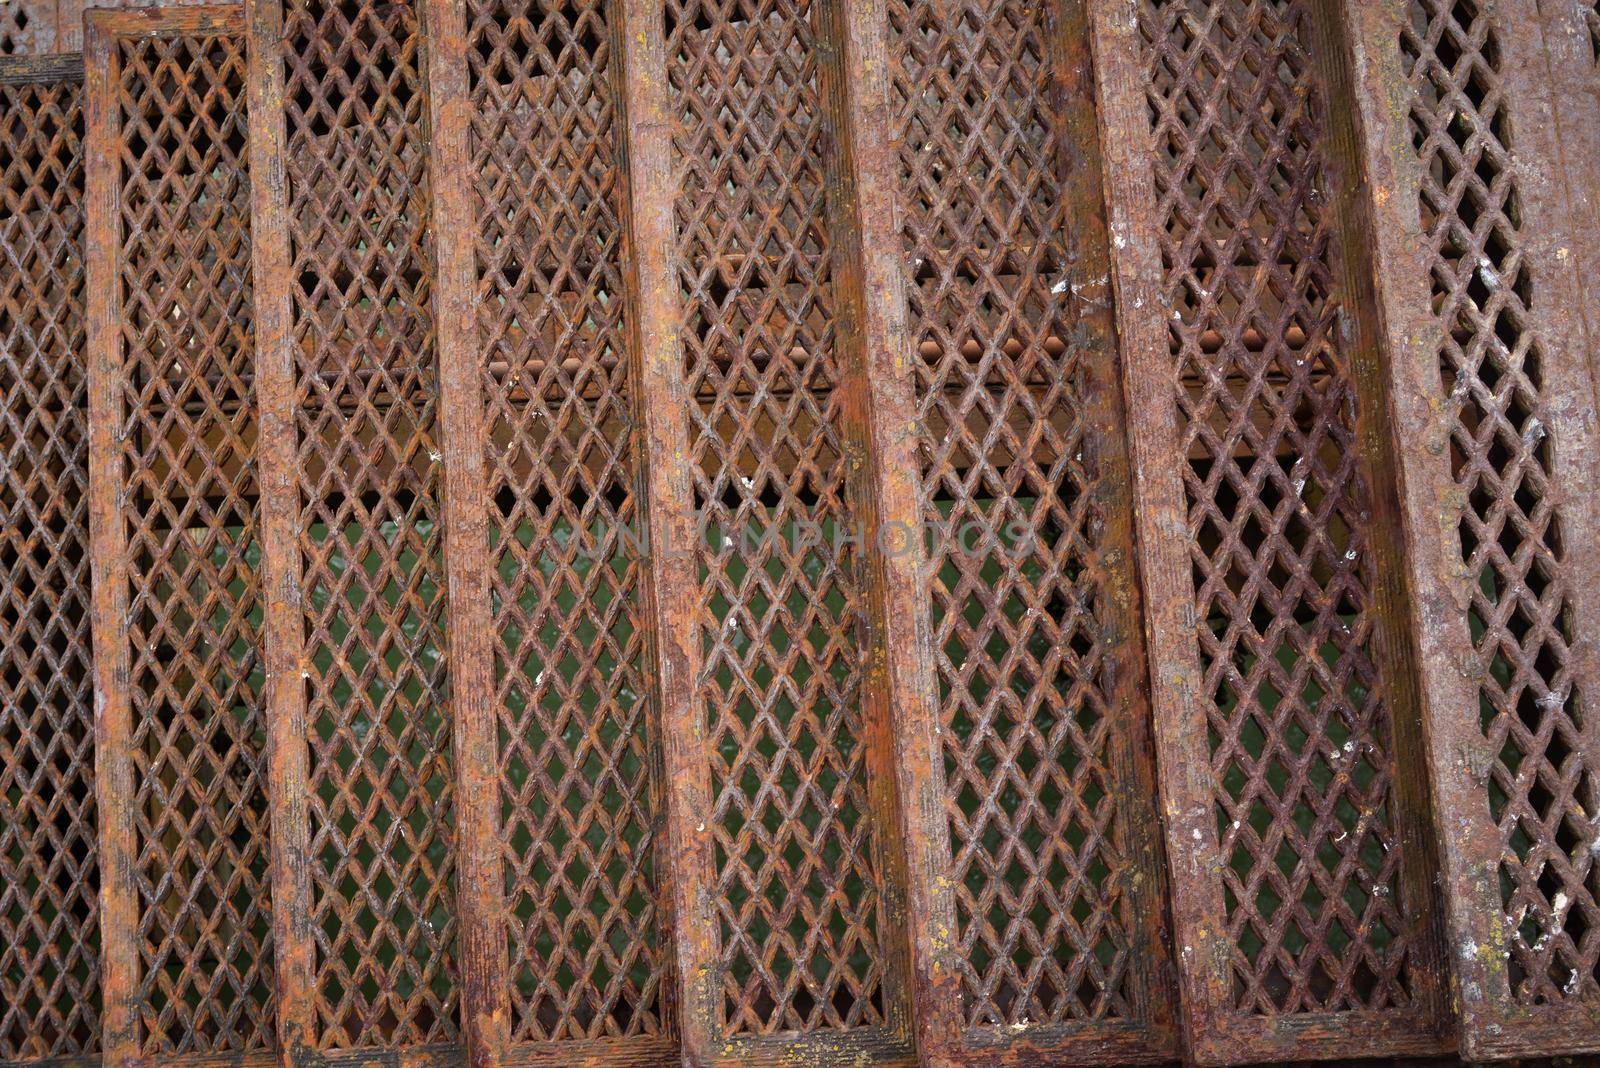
1089, 0, 1449, 1060
661, 0, 913, 1059
1332, 0, 1600, 1058
450, 0, 667, 1057
266, 0, 457, 1049
82, 7, 272, 1060
239, 0, 316, 1056
0, 52, 97, 1064
418, 1, 512, 1064
882, 0, 1180, 1062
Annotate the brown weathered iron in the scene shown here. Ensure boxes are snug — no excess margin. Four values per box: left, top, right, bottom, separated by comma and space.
0, 49, 96, 1065
6, 0, 1600, 1065
1333, 0, 1600, 1059
83, 9, 269, 1062
1088, 0, 1451, 1061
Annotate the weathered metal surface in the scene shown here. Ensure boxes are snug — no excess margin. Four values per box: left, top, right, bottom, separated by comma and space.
0, 52, 97, 1064
83, 8, 269, 1062
1, 0, 1598, 1065
418, 1, 512, 1065
813, 0, 960, 1062
269, 0, 457, 1049
663, 0, 907, 1059
1338, 0, 1600, 1059
240, 0, 315, 1060
445, 0, 678, 1062
882, 0, 1181, 1062
613, 0, 714, 1064
1089, 0, 1449, 1061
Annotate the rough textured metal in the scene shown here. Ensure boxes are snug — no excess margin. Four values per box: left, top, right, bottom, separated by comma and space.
0, 54, 97, 1064
884, 0, 1179, 1061
2, 0, 1599, 1065
458, 0, 666, 1051
275, 0, 456, 1048
83, 8, 271, 1058
1350, 0, 1600, 1057
665, 0, 898, 1046
1090, 0, 1449, 1060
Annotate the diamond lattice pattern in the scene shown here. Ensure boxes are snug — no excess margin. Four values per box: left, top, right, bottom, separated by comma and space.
0, 75, 98, 1061
1140, 0, 1420, 1013
282, 0, 456, 1046
668, 0, 889, 1035
890, 0, 1142, 1028
1403, 0, 1600, 1005
466, 0, 665, 1042
112, 31, 275, 1053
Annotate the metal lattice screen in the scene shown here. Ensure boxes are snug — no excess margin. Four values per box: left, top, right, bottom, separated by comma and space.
2, 0, 1600, 1064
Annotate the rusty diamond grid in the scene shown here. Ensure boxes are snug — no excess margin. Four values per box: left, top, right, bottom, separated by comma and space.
888, 0, 1170, 1039
0, 65, 97, 1063
277, 0, 458, 1048
463, 0, 667, 1045
1137, 0, 1431, 1020
0, 0, 48, 54
7, 0, 1600, 1064
101, 24, 275, 1053
667, 0, 892, 1037
1402, 0, 1600, 1010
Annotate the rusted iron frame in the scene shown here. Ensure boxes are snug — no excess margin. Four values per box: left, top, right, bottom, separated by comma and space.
83, 10, 253, 1065
1305, 0, 1454, 1041
1084, 4, 1234, 1057
611, 2, 718, 1065
1471, 0, 1600, 1056
1333, 0, 1600, 1058
82, 14, 139, 1063
844, 0, 1180, 1061
415, 0, 513, 1065
242, 0, 315, 1059
0, 50, 81, 82
1086, 0, 1448, 1061
811, 0, 958, 1063
1034, 0, 1182, 1060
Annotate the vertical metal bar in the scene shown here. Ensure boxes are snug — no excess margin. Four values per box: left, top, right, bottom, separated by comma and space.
1040, 1, 1184, 1059
613, 2, 719, 1062
244, 0, 317, 1057
419, 0, 512, 1063
813, 0, 961, 1060
1520, 0, 1600, 398
1336, 0, 1600, 1057
81, 15, 138, 1065
1083, 2, 1234, 1059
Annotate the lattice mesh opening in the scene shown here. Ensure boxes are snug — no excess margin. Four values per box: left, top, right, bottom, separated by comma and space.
0, 0, 43, 55
889, 0, 1148, 1031
107, 29, 274, 1053
1139, 0, 1420, 1015
280, 0, 457, 1046
465, 0, 666, 1043
0, 73, 97, 1062
1402, 0, 1600, 1007
667, 0, 889, 1035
